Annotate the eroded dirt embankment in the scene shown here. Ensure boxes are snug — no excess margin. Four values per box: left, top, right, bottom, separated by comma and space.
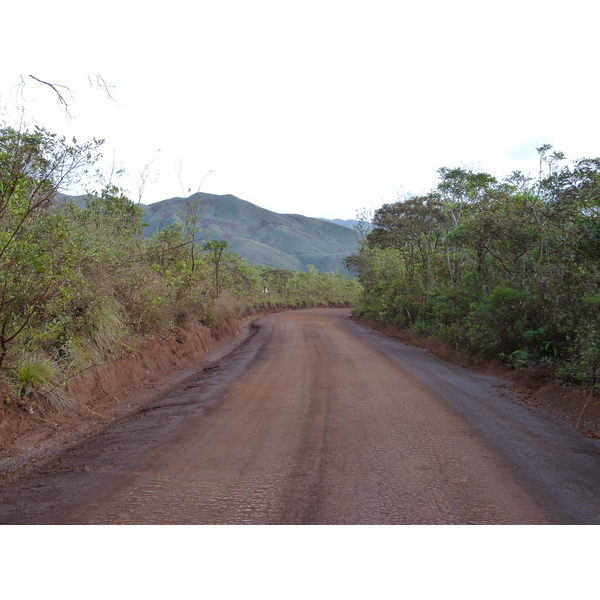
0, 303, 351, 477
0, 313, 259, 475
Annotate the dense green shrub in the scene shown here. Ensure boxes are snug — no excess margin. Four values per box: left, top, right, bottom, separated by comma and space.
348, 150, 600, 383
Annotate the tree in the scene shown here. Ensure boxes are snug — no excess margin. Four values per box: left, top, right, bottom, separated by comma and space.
350, 153, 600, 383
203, 240, 229, 298
0, 125, 102, 368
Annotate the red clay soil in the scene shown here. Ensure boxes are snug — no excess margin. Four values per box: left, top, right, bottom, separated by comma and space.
0, 304, 349, 475
0, 313, 255, 474
1, 309, 598, 478
352, 317, 600, 440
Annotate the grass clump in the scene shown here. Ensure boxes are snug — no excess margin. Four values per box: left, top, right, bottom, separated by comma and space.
14, 353, 83, 414
17, 354, 60, 396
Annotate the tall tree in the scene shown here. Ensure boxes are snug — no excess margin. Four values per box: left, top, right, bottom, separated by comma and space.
0, 125, 102, 368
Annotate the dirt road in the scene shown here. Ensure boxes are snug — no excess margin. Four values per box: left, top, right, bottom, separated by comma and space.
1, 308, 599, 524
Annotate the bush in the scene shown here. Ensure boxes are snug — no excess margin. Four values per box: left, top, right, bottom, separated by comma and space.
466, 288, 529, 355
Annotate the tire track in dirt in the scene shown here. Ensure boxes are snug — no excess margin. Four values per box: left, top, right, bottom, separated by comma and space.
1, 309, 600, 524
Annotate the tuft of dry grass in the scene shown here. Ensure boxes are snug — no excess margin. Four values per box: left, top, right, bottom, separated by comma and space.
14, 353, 92, 415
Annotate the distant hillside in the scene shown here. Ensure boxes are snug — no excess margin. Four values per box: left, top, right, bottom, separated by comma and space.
319, 218, 359, 229
140, 193, 360, 273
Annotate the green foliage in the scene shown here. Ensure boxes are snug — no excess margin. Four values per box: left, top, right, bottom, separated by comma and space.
16, 354, 61, 397
466, 288, 529, 355
0, 125, 102, 370
0, 122, 361, 409
348, 154, 600, 383
504, 349, 531, 370
259, 266, 362, 308
13, 352, 80, 413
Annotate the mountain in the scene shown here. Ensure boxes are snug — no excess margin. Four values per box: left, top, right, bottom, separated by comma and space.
319, 218, 359, 229
140, 193, 360, 273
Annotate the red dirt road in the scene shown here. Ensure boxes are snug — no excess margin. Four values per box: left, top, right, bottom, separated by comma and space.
1, 308, 600, 524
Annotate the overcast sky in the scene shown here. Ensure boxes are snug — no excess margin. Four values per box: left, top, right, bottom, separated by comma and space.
3, 0, 598, 220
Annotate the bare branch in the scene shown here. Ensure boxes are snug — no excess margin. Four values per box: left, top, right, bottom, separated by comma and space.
9, 76, 118, 120
27, 75, 75, 119
129, 151, 161, 204
88, 75, 118, 102
196, 169, 219, 194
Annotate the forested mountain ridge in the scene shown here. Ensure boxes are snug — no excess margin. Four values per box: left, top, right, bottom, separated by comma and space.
140, 193, 360, 273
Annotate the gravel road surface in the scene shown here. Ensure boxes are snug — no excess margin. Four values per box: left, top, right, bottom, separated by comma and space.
1, 308, 599, 524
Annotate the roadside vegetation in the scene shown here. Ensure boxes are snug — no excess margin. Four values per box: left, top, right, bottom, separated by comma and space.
347, 146, 600, 393
0, 123, 361, 412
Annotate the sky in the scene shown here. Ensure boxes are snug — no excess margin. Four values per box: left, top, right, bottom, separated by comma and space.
2, 0, 599, 220
3, 0, 596, 570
